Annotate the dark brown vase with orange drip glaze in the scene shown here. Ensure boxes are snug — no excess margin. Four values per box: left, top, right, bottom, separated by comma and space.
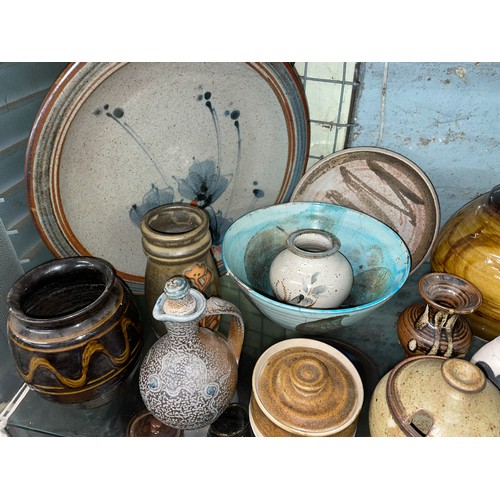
6, 257, 143, 408
397, 272, 482, 359
430, 184, 500, 341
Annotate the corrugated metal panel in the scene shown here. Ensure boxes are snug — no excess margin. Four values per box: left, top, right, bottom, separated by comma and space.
0, 62, 67, 271
0, 217, 25, 403
0, 62, 66, 103
0, 142, 25, 192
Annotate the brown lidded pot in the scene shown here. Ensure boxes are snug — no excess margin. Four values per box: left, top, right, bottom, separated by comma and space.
249, 338, 364, 437
368, 355, 500, 437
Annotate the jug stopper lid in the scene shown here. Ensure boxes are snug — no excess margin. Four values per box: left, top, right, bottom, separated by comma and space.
164, 276, 191, 300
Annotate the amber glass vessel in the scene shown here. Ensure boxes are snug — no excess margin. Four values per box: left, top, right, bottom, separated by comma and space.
430, 185, 500, 341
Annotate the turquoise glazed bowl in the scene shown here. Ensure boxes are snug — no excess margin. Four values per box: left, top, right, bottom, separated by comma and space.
222, 202, 411, 333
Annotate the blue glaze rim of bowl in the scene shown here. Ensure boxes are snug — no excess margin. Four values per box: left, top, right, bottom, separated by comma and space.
221, 201, 412, 314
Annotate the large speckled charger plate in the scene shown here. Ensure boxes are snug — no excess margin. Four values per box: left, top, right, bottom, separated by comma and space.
26, 62, 309, 293
291, 147, 440, 274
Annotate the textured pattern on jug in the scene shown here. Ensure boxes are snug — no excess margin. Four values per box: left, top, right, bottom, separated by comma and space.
139, 331, 238, 429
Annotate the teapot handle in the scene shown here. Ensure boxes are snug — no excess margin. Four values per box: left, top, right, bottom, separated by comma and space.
488, 184, 500, 211
203, 297, 245, 364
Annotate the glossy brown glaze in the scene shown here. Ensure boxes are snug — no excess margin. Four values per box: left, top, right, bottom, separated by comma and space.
397, 272, 481, 358
431, 185, 500, 341
6, 257, 144, 408
126, 410, 183, 437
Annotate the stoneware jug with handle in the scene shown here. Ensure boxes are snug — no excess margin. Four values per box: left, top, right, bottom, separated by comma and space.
139, 276, 244, 430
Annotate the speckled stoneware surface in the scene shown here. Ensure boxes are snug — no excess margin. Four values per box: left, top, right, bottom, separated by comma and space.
369, 356, 500, 437
26, 63, 309, 293
249, 338, 364, 437
291, 147, 440, 275
222, 201, 411, 333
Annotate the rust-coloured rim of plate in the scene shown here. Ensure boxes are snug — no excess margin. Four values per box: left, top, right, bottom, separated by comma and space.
25, 62, 310, 293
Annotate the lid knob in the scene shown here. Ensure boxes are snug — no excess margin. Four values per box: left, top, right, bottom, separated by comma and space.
162, 276, 197, 316
441, 358, 486, 393
289, 356, 329, 395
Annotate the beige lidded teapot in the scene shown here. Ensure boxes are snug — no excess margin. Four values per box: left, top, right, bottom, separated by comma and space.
369, 355, 500, 437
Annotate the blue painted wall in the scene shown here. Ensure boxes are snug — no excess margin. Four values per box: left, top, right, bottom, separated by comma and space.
348, 62, 500, 228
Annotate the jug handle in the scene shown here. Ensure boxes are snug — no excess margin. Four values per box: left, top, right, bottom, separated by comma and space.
203, 297, 245, 364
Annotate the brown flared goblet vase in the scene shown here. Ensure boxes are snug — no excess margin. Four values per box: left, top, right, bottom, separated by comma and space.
397, 272, 482, 359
